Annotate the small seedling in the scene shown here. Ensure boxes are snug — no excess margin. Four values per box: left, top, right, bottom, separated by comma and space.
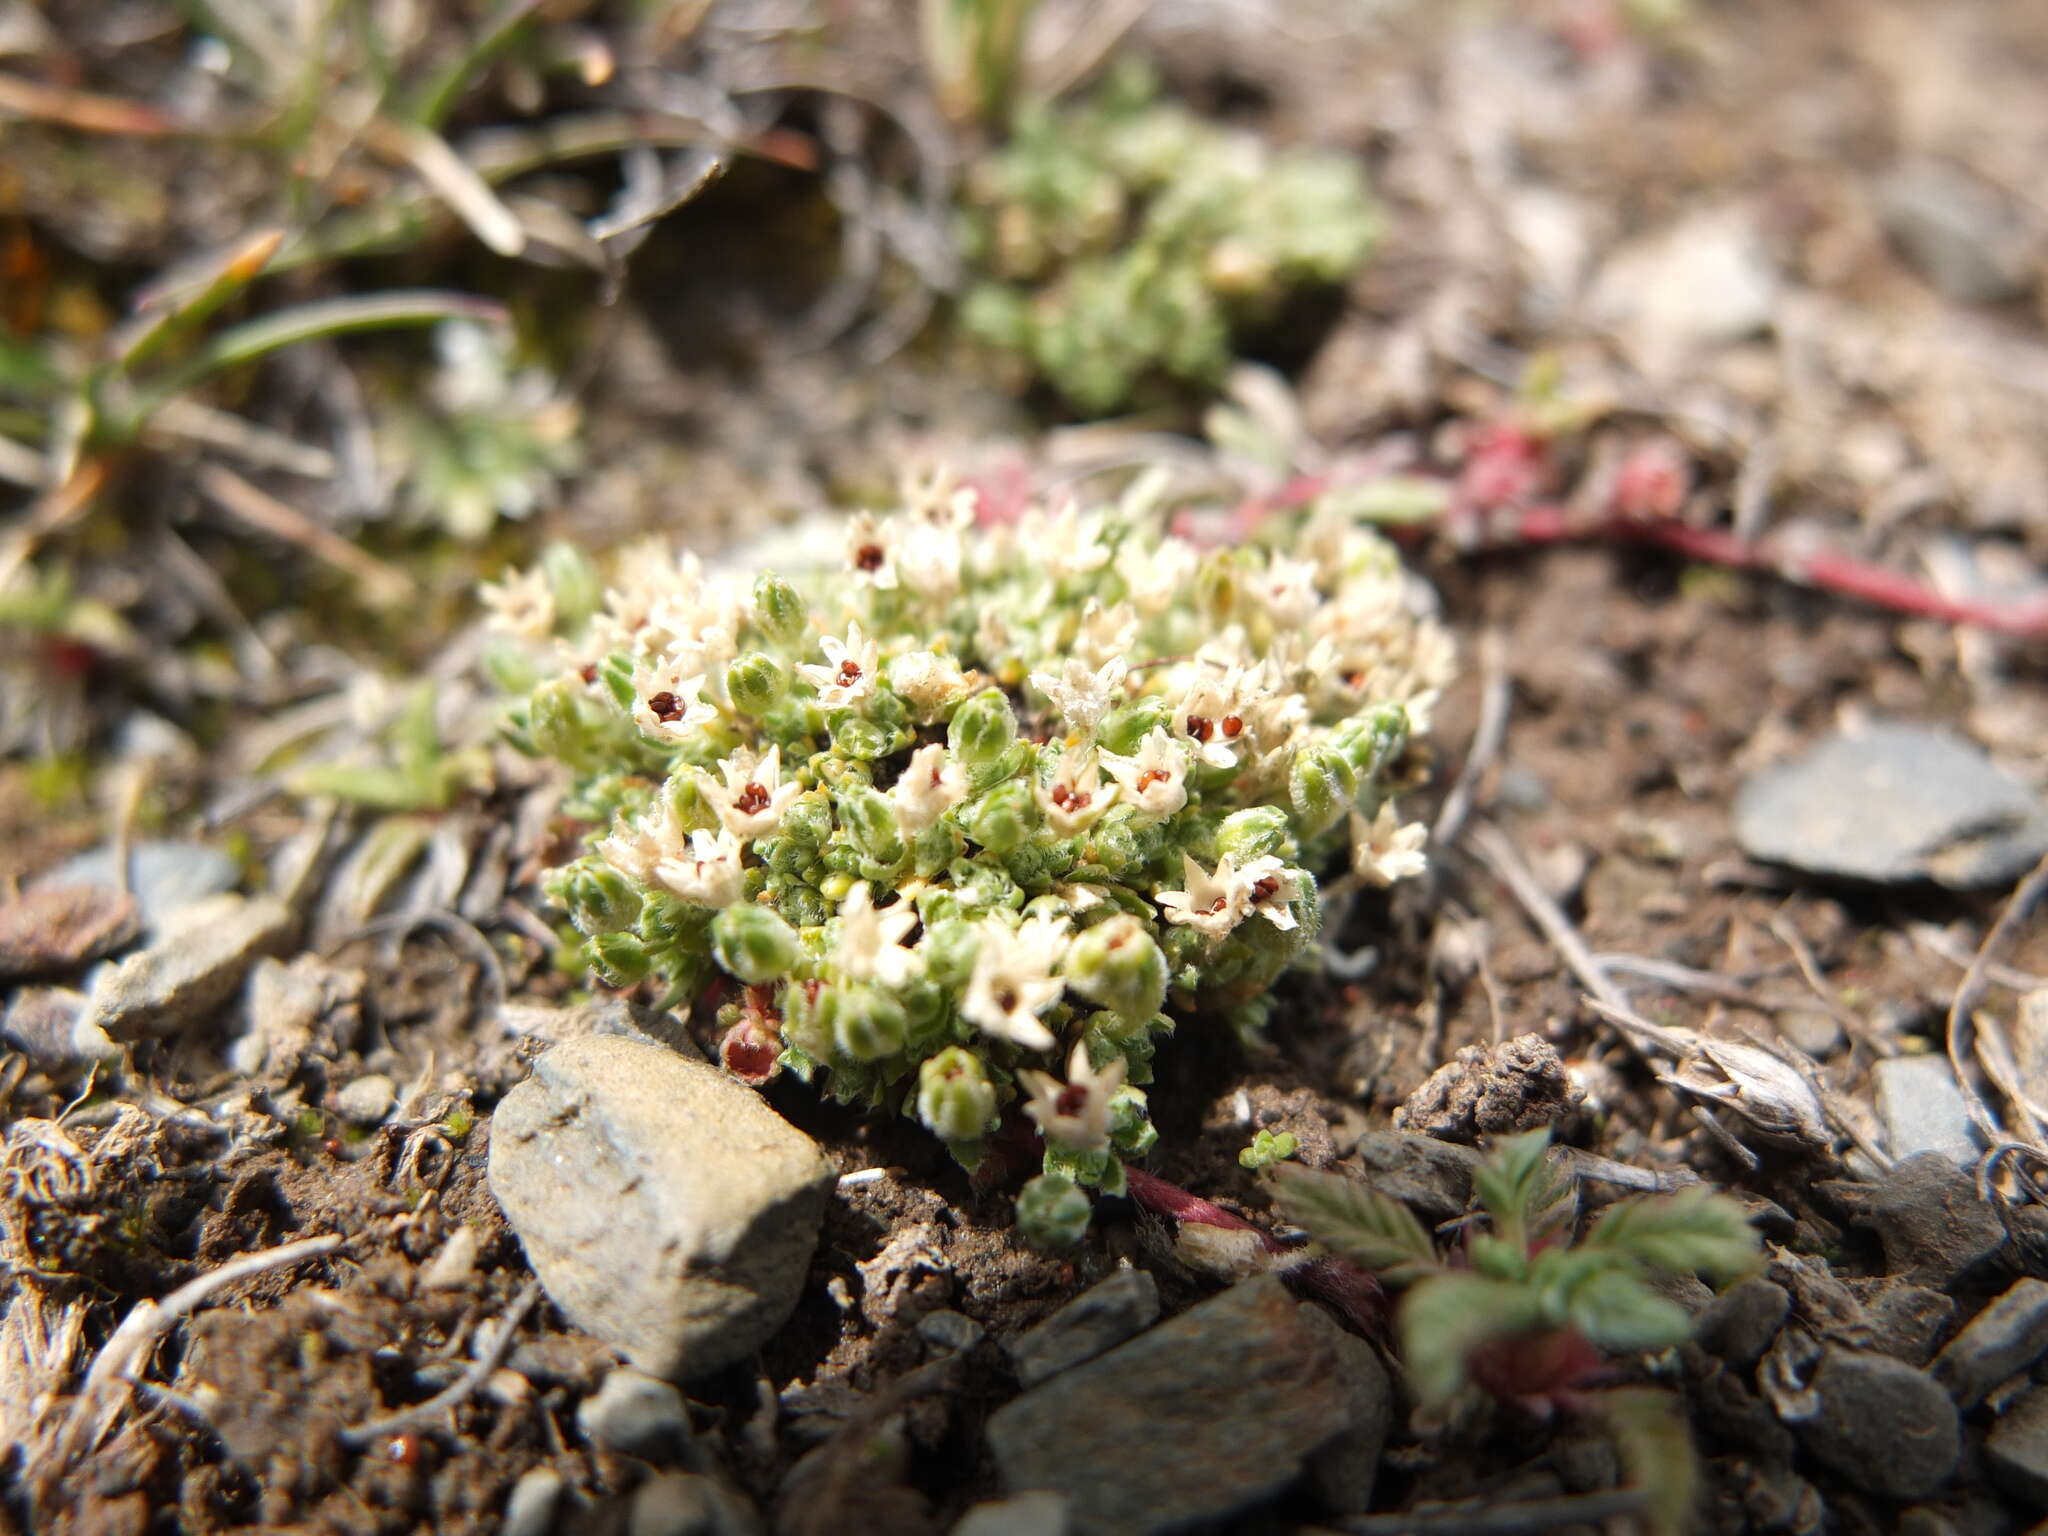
1238, 1128, 1298, 1170
1276, 1129, 1762, 1535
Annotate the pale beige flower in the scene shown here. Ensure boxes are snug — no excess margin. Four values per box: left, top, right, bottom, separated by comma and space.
888, 743, 969, 834
698, 744, 802, 839
1351, 801, 1428, 887
1098, 727, 1190, 819
961, 915, 1068, 1051
1233, 854, 1302, 931
1171, 666, 1252, 770
798, 621, 879, 710
478, 565, 555, 640
1029, 656, 1128, 737
629, 660, 716, 742
1155, 853, 1247, 939
1018, 1042, 1127, 1154
888, 649, 970, 721
834, 882, 921, 988
1034, 745, 1119, 836
653, 828, 746, 908
1252, 554, 1322, 629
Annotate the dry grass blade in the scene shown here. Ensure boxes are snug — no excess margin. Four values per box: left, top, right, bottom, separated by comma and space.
337, 1279, 542, 1447
1466, 820, 1625, 1010
1949, 850, 2048, 1153
0, 73, 180, 135
196, 463, 415, 607
374, 120, 527, 258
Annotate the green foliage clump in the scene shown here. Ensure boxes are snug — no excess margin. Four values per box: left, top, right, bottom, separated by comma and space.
493, 473, 1447, 1237
957, 64, 1380, 412
1277, 1130, 1763, 1536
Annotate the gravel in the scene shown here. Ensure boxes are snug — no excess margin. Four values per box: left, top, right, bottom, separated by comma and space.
1795, 1348, 1961, 1501
1005, 1268, 1160, 1388
1931, 1279, 2048, 1409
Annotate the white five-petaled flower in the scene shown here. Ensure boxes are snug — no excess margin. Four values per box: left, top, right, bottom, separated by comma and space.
653, 828, 746, 908
1018, 1042, 1127, 1155
1029, 656, 1128, 737
1171, 667, 1252, 770
1253, 554, 1323, 630
798, 621, 879, 710
843, 510, 899, 589
479, 565, 555, 640
1351, 802, 1428, 888
961, 915, 1069, 1051
597, 799, 689, 887
1098, 727, 1190, 819
887, 743, 969, 834
630, 659, 716, 742
1234, 855, 1302, 931
1155, 853, 1247, 939
1071, 599, 1140, 669
834, 882, 921, 988
1035, 746, 1119, 836
698, 744, 802, 839
1023, 502, 1113, 579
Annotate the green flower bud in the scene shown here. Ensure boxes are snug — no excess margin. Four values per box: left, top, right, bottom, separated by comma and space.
831, 715, 898, 760
710, 903, 800, 983
1333, 703, 1408, 780
561, 860, 643, 935
528, 677, 589, 762
598, 651, 636, 712
1063, 914, 1166, 1026
782, 793, 832, 849
588, 931, 651, 986
1016, 1172, 1091, 1250
920, 916, 980, 986
540, 541, 602, 631
1108, 1085, 1157, 1158
949, 689, 1017, 766
830, 984, 908, 1062
1097, 697, 1169, 755
483, 639, 540, 697
1289, 744, 1357, 836
964, 780, 1033, 854
838, 783, 905, 865
916, 1047, 998, 1143
752, 571, 808, 646
663, 771, 720, 832
1217, 805, 1293, 862
726, 652, 789, 717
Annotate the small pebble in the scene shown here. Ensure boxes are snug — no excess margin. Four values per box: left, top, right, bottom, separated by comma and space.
1006, 1269, 1160, 1388
1796, 1349, 1960, 1501
503, 1467, 565, 1536
335, 1073, 396, 1125
916, 1309, 985, 1354
35, 841, 239, 934
578, 1368, 693, 1465
420, 1226, 480, 1291
952, 1492, 1071, 1536
1987, 1386, 2048, 1510
1875, 1056, 1984, 1167
1932, 1279, 2048, 1409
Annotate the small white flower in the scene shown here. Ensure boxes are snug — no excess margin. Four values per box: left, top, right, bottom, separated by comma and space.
1035, 746, 1119, 836
888, 649, 970, 722
888, 743, 969, 834
1253, 554, 1322, 629
1233, 855, 1302, 931
1156, 854, 1248, 939
1024, 502, 1113, 579
479, 566, 555, 640
698, 744, 802, 839
798, 621, 879, 710
1098, 727, 1190, 819
630, 660, 716, 741
649, 588, 741, 671
961, 915, 1069, 1051
1071, 599, 1140, 669
1029, 657, 1128, 737
835, 882, 921, 988
1018, 1042, 1127, 1154
844, 511, 899, 590
653, 828, 746, 908
1351, 802, 1428, 887
1117, 536, 1197, 615
1171, 667, 1252, 770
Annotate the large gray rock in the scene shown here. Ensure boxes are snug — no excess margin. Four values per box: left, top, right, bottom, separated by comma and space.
1795, 1349, 1960, 1501
1931, 1279, 2048, 1409
85, 893, 295, 1041
1006, 1268, 1160, 1388
1990, 1387, 2048, 1510
1734, 723, 2048, 889
986, 1276, 1366, 1536
489, 1036, 836, 1381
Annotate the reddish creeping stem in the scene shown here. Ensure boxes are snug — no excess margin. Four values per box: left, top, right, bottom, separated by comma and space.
1464, 1326, 1611, 1419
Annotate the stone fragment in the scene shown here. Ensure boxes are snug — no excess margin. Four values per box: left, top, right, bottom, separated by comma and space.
628, 1471, 759, 1536
85, 894, 295, 1042
1348, 1132, 1481, 1223
952, 1492, 1070, 1536
229, 955, 366, 1078
1822, 1154, 2004, 1290
1296, 1306, 1394, 1515
1795, 1349, 1960, 1501
916, 1310, 985, 1355
335, 1073, 396, 1126
1875, 1056, 1984, 1167
34, 841, 239, 934
1695, 1278, 1790, 1371
1932, 1279, 2048, 1409
1987, 1386, 2048, 1510
1005, 1268, 1160, 1388
500, 997, 703, 1058
1734, 723, 2048, 889
1848, 1284, 1957, 1368
1876, 158, 2038, 305
502, 1467, 565, 1536
578, 1368, 693, 1464
1394, 1032, 1581, 1142
0, 987, 116, 1070
0, 885, 139, 980
488, 1036, 836, 1380
1589, 206, 1779, 378
985, 1275, 1358, 1536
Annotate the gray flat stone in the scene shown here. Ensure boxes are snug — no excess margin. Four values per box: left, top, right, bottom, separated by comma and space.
0, 987, 116, 1070
501, 997, 703, 1058
1987, 1386, 2048, 1510
1932, 1279, 2048, 1409
489, 1036, 836, 1381
502, 1466, 565, 1536
1876, 1056, 1984, 1168
1297, 1307, 1394, 1516
1876, 158, 2038, 305
0, 884, 139, 980
579, 1367, 693, 1464
1734, 723, 2048, 889
85, 894, 295, 1042
986, 1275, 1359, 1536
35, 841, 240, 934
1006, 1268, 1160, 1388
1796, 1349, 1960, 1501
1696, 1278, 1791, 1371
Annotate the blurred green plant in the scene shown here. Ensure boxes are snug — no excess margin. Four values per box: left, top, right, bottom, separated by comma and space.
287, 681, 492, 811
922, 0, 1041, 130
957, 62, 1380, 412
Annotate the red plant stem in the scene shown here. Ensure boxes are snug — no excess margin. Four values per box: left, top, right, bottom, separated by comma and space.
1122, 1163, 1283, 1250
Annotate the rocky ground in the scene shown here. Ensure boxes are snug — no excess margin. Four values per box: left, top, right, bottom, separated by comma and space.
5, 0, 2048, 1533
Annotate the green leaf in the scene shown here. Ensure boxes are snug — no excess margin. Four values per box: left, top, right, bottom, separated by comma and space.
287, 764, 439, 811
1582, 1187, 1763, 1286
1472, 1128, 1570, 1253
1563, 1266, 1694, 1355
1396, 1272, 1545, 1408
1272, 1165, 1440, 1285
111, 229, 285, 377
1603, 1388, 1699, 1536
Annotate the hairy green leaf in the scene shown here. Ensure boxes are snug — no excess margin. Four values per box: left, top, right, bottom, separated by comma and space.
1397, 1273, 1545, 1408
1564, 1266, 1694, 1354
1583, 1186, 1763, 1285
1472, 1128, 1571, 1252
1273, 1165, 1439, 1284
1604, 1387, 1699, 1536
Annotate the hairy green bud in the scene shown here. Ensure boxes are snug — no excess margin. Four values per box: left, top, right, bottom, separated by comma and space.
1217, 805, 1293, 862
964, 780, 1033, 854
1289, 744, 1358, 837
1016, 1171, 1091, 1250
917, 1047, 998, 1143
1063, 913, 1166, 1026
949, 689, 1017, 766
540, 541, 602, 631
528, 677, 590, 762
838, 782, 905, 865
556, 860, 643, 935
919, 917, 980, 987
711, 903, 800, 983
726, 652, 789, 717
588, 931, 651, 986
753, 571, 808, 646
1108, 1085, 1158, 1158
830, 984, 908, 1062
